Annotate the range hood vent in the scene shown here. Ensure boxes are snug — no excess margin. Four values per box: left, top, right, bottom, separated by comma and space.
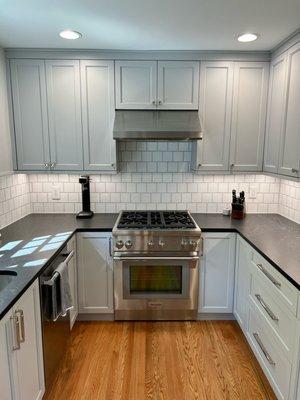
113, 110, 202, 141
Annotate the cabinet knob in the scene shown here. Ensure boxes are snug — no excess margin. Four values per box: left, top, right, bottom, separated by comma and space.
44, 163, 49, 168
158, 100, 162, 105
50, 163, 55, 169
292, 168, 299, 174
198, 163, 202, 168
152, 100, 156, 105
230, 163, 235, 169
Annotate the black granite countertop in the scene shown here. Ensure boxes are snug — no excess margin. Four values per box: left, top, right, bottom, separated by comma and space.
0, 213, 299, 319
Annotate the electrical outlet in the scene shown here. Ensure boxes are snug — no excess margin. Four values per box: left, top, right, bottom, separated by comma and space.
51, 185, 60, 200
249, 185, 259, 199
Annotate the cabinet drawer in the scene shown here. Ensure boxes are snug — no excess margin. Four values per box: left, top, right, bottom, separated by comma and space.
250, 275, 297, 361
247, 301, 292, 400
251, 252, 298, 315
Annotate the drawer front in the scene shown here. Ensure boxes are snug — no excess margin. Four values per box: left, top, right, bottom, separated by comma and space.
247, 301, 292, 400
250, 275, 297, 361
252, 252, 298, 316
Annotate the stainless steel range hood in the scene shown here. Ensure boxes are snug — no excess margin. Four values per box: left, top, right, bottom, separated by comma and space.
113, 110, 202, 141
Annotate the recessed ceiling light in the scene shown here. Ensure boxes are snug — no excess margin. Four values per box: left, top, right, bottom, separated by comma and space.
59, 30, 82, 40
237, 33, 259, 43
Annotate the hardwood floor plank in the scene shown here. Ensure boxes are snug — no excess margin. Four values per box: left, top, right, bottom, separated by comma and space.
44, 321, 276, 400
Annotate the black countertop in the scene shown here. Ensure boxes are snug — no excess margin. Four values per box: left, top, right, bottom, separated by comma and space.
0, 213, 299, 319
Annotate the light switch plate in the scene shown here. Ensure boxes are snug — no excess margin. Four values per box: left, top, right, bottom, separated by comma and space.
51, 185, 60, 200
249, 184, 259, 199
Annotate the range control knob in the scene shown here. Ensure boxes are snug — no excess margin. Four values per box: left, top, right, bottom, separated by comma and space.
158, 239, 165, 247
125, 240, 133, 249
181, 239, 188, 247
189, 239, 197, 249
116, 240, 124, 249
147, 240, 154, 247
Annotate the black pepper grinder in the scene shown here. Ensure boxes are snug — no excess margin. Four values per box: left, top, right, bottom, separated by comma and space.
76, 175, 94, 219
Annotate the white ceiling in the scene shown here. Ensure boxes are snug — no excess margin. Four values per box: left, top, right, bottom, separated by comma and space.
0, 0, 299, 51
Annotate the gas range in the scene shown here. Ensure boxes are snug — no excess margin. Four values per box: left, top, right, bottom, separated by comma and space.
112, 210, 202, 255
112, 211, 202, 321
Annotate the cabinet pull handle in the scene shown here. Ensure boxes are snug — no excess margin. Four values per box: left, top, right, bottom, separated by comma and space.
255, 294, 278, 321
109, 237, 112, 257
15, 309, 25, 343
256, 263, 281, 288
10, 313, 21, 350
253, 332, 276, 366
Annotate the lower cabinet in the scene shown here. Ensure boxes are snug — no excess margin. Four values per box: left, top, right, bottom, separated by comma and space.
233, 235, 251, 332
198, 232, 236, 314
68, 235, 78, 329
77, 232, 114, 314
0, 279, 45, 400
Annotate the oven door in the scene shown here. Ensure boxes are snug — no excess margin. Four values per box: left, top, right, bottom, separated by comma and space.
114, 256, 199, 320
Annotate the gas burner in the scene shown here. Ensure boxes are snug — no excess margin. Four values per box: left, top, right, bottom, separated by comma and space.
117, 211, 196, 230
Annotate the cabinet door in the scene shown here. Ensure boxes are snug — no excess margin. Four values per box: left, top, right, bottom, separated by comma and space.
68, 236, 78, 329
195, 62, 233, 171
199, 232, 236, 313
77, 232, 113, 314
12, 280, 45, 400
115, 61, 157, 109
264, 54, 288, 174
10, 59, 50, 171
234, 236, 251, 332
278, 42, 300, 178
157, 61, 199, 109
0, 311, 14, 400
81, 60, 116, 171
230, 62, 269, 171
45, 60, 83, 171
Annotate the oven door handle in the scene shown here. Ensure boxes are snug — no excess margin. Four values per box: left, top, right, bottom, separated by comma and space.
113, 256, 200, 261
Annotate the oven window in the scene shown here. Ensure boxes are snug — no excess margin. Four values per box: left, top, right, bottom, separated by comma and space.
129, 265, 182, 293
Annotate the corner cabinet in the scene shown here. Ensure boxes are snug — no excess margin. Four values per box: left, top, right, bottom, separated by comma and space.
0, 279, 45, 400
9, 58, 117, 173
229, 62, 269, 172
115, 60, 199, 110
198, 232, 236, 314
81, 60, 116, 171
77, 232, 114, 314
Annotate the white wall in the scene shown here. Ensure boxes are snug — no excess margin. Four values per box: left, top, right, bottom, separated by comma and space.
0, 48, 13, 175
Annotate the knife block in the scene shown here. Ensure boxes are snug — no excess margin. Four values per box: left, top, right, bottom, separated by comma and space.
231, 203, 245, 220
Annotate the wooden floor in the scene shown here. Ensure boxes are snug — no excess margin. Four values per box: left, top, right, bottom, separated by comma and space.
45, 321, 276, 400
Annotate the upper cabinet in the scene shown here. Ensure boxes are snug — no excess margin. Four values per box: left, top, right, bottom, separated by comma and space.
81, 60, 116, 171
278, 42, 300, 178
115, 61, 157, 109
263, 54, 288, 174
229, 62, 269, 172
45, 60, 83, 171
10, 59, 50, 171
115, 60, 199, 110
194, 61, 234, 171
157, 61, 199, 109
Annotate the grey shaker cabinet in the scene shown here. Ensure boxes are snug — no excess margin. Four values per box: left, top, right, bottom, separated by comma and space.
278, 42, 300, 178
229, 62, 269, 172
45, 60, 83, 171
10, 59, 50, 171
263, 54, 288, 174
192, 61, 234, 171
80, 60, 116, 171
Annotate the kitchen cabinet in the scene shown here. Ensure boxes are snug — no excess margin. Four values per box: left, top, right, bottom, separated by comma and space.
263, 54, 288, 174
0, 279, 45, 400
199, 232, 236, 314
278, 42, 300, 178
115, 60, 157, 109
68, 236, 78, 329
233, 235, 251, 332
0, 311, 14, 400
193, 61, 234, 171
10, 59, 50, 171
115, 60, 199, 109
229, 62, 269, 172
77, 232, 113, 314
157, 61, 199, 109
81, 60, 116, 171
45, 60, 83, 171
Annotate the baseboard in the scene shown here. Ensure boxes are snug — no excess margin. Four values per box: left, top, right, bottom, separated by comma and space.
197, 313, 235, 321
77, 313, 115, 321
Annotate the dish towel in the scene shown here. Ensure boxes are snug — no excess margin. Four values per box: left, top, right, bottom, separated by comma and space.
55, 260, 73, 316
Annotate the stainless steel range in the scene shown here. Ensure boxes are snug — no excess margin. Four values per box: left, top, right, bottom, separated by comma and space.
112, 211, 202, 321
